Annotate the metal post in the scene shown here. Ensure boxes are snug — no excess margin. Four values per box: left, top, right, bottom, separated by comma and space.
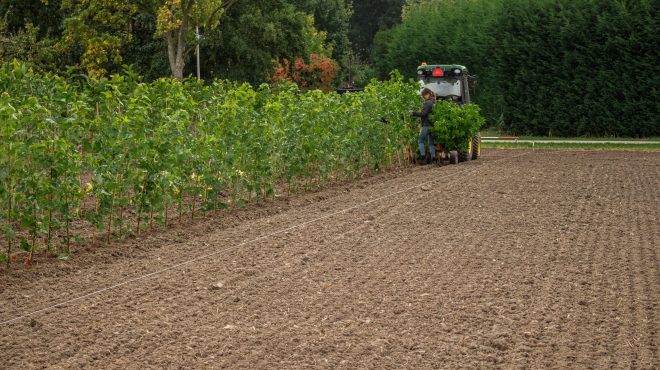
196, 27, 201, 80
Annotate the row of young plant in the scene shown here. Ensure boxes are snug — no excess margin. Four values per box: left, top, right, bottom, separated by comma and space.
0, 61, 421, 264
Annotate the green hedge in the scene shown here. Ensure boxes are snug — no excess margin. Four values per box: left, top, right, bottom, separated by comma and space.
374, 0, 659, 137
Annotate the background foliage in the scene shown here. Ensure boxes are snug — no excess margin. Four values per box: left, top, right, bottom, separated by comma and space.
1, 0, 657, 136
373, 0, 659, 136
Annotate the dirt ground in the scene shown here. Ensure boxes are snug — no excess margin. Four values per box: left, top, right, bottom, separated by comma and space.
1, 149, 658, 369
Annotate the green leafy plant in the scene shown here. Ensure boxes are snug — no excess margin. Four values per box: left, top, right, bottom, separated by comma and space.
0, 62, 421, 265
430, 101, 485, 153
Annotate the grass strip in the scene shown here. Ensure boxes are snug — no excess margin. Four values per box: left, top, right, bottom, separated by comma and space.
482, 142, 660, 151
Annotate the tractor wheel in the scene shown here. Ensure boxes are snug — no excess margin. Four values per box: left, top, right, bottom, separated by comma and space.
471, 132, 481, 160
449, 150, 459, 164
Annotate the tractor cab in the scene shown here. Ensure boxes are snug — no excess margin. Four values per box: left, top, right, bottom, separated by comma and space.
416, 64, 471, 104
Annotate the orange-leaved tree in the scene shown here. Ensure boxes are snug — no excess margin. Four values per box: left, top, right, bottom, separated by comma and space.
272, 54, 338, 91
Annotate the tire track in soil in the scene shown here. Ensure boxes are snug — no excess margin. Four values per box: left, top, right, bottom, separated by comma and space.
628, 155, 660, 367
558, 159, 599, 368
567, 155, 616, 368
508, 151, 583, 369
625, 162, 644, 368
582, 154, 631, 369
506, 151, 598, 369
620, 156, 652, 368
424, 154, 534, 366
604, 175, 627, 370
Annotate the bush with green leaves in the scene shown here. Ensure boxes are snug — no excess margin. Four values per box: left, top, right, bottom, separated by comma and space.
429, 101, 485, 153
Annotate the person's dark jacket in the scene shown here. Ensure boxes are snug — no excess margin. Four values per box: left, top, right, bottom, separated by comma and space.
412, 99, 435, 127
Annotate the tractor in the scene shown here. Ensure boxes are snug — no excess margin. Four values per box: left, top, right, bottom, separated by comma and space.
415, 63, 481, 164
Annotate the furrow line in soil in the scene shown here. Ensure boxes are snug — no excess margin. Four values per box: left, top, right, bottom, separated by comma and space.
582, 155, 629, 367
532, 154, 597, 368
632, 157, 659, 366
587, 199, 613, 368
603, 156, 637, 368
558, 158, 600, 368
623, 161, 644, 367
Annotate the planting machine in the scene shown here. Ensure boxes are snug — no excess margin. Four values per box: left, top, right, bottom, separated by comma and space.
415, 63, 481, 164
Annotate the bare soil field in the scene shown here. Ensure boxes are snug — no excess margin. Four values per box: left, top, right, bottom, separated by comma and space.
1, 149, 658, 369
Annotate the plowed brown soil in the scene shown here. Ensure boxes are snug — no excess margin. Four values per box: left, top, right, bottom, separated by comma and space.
1, 149, 659, 369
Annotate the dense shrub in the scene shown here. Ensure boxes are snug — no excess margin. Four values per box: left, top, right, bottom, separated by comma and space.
430, 101, 485, 152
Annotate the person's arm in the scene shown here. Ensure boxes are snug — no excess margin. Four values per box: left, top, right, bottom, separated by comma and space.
412, 101, 433, 117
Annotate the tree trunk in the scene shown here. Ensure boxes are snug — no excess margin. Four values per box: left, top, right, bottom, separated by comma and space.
166, 2, 192, 81
164, 0, 239, 81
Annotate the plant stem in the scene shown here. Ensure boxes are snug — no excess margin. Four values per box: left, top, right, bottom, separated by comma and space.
6, 195, 12, 267
47, 205, 52, 252
191, 189, 197, 221
92, 197, 99, 246
119, 205, 124, 238
178, 192, 183, 224
29, 202, 36, 263
64, 195, 70, 255
107, 193, 114, 244
136, 202, 142, 236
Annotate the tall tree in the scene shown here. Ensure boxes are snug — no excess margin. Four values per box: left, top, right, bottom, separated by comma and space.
155, 0, 238, 81
59, 0, 138, 78
0, 0, 63, 38
0, 0, 62, 71
199, 0, 310, 84
59, 0, 238, 80
287, 0, 352, 61
349, 0, 404, 57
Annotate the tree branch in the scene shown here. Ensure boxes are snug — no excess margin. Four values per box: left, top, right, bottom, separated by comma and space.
207, 0, 239, 27
166, 30, 176, 71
